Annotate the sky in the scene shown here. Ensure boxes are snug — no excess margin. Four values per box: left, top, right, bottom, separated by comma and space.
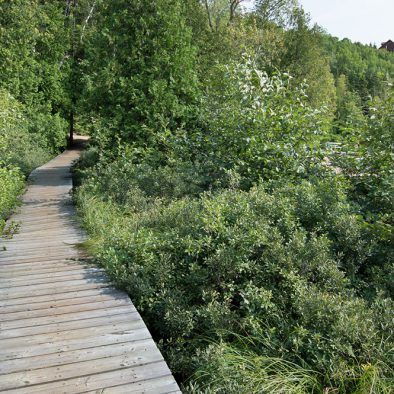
299, 0, 393, 45
243, 0, 394, 46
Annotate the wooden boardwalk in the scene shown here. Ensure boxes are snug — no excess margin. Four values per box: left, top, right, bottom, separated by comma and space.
0, 138, 180, 393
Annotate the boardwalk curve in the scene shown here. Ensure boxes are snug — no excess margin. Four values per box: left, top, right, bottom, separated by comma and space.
0, 137, 180, 393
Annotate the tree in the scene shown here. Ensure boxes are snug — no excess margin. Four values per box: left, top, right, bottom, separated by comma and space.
255, 0, 298, 26
82, 0, 199, 151
201, 0, 246, 31
0, 0, 70, 151
63, 0, 99, 145
322, 35, 394, 105
281, 8, 336, 118
335, 74, 366, 131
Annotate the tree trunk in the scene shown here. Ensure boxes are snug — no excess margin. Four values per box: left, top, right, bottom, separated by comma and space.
204, 0, 214, 31
229, 0, 237, 23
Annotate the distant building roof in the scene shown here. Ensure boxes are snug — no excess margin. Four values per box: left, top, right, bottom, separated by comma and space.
380, 40, 394, 51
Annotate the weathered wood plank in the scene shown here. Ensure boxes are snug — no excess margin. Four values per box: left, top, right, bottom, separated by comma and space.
0, 298, 132, 321
1, 325, 150, 362
83, 376, 181, 394
0, 270, 106, 289
0, 257, 90, 270
0, 345, 163, 391
11, 222, 79, 233
1, 232, 85, 244
1, 361, 173, 393
0, 312, 140, 342
0, 287, 113, 307
0, 245, 82, 258
0, 267, 103, 283
0, 291, 126, 314
0, 338, 154, 375
0, 279, 110, 300
0, 251, 85, 264
0, 304, 133, 330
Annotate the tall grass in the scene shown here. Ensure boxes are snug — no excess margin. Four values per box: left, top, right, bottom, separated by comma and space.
188, 332, 394, 394
190, 343, 322, 393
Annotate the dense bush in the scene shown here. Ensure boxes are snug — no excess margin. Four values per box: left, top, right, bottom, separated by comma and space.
77, 59, 332, 195
0, 165, 24, 234
336, 88, 394, 214
0, 90, 51, 175
331, 87, 394, 298
0, 1, 69, 152
186, 56, 330, 188
76, 168, 393, 391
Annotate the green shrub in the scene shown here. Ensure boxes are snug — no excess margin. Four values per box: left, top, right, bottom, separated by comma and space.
335, 87, 394, 216
175, 56, 331, 189
25, 107, 67, 155
76, 175, 393, 391
0, 165, 24, 234
0, 89, 51, 175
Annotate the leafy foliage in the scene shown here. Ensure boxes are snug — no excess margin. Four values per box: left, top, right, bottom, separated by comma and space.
0, 0, 74, 232
192, 57, 329, 187
0, 0, 69, 151
72, 1, 393, 392
322, 35, 394, 104
76, 170, 393, 391
0, 90, 50, 174
81, 0, 198, 150
331, 87, 394, 298
0, 165, 24, 234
